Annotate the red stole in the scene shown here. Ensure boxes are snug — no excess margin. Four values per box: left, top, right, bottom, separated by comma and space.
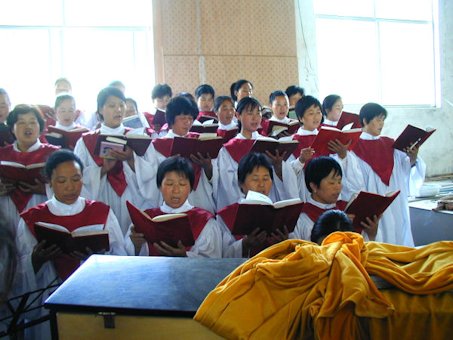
143, 207, 213, 256
0, 144, 58, 212
21, 200, 110, 281
223, 139, 255, 163
82, 130, 129, 196
301, 201, 348, 222
291, 134, 317, 158
353, 137, 395, 186
152, 133, 203, 189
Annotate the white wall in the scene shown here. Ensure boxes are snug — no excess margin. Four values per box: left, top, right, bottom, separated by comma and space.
295, 0, 453, 177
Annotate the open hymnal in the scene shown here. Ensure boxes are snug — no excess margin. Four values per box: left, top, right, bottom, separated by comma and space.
310, 125, 362, 156
250, 139, 299, 160
0, 161, 47, 184
171, 135, 224, 159
190, 119, 219, 134
122, 115, 145, 129
262, 119, 299, 137
34, 222, 109, 253
126, 201, 195, 247
345, 190, 400, 232
45, 125, 89, 149
95, 134, 152, 158
217, 190, 304, 235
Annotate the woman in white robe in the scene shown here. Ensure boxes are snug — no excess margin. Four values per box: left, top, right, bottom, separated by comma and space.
73, 86, 159, 234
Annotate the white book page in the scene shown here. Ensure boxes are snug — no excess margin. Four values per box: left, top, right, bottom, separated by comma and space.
71, 224, 106, 236
35, 221, 69, 233
151, 213, 187, 222
273, 198, 303, 209
243, 191, 273, 205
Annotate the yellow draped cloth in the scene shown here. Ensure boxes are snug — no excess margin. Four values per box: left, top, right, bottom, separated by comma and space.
194, 232, 453, 339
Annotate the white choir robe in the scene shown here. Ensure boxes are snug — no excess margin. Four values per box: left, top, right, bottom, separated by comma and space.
214, 132, 299, 211
218, 121, 237, 131
152, 130, 218, 213
73, 124, 160, 234
124, 200, 222, 258
350, 132, 426, 246
0, 141, 54, 237
280, 127, 363, 202
289, 196, 370, 242
218, 214, 244, 258
14, 196, 126, 340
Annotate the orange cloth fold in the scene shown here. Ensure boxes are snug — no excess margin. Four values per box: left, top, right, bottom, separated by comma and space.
194, 232, 453, 339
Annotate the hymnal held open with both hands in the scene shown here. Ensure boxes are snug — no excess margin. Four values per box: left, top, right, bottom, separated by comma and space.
345, 190, 400, 233
34, 222, 109, 254
218, 191, 304, 235
126, 201, 195, 247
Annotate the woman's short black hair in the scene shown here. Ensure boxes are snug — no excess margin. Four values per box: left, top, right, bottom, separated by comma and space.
238, 152, 273, 186
269, 90, 288, 105
230, 79, 254, 102
96, 86, 126, 118
304, 156, 342, 193
295, 95, 322, 121
195, 84, 215, 99
285, 85, 305, 99
152, 83, 173, 99
322, 94, 341, 117
55, 94, 75, 110
214, 96, 234, 112
7, 104, 45, 133
45, 149, 84, 179
310, 210, 354, 244
156, 156, 195, 190
236, 97, 262, 115
359, 102, 387, 127
165, 95, 199, 126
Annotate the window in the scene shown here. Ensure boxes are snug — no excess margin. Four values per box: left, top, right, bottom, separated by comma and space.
0, 0, 155, 114
313, 0, 439, 106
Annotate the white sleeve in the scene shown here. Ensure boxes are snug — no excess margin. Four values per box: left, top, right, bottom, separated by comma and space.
132, 142, 160, 206
271, 159, 300, 201
290, 213, 314, 241
332, 152, 366, 201
409, 156, 426, 197
218, 216, 243, 258
215, 148, 242, 210
187, 218, 222, 258
15, 219, 58, 293
105, 209, 127, 256
73, 138, 104, 200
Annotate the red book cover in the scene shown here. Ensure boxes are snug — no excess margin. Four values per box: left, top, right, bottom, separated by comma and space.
217, 128, 238, 142
152, 109, 167, 130
126, 201, 195, 247
218, 192, 303, 235
250, 139, 299, 161
0, 160, 47, 185
46, 125, 89, 149
336, 111, 361, 130
310, 126, 362, 156
345, 190, 400, 233
393, 124, 436, 152
34, 222, 110, 254
171, 135, 224, 159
